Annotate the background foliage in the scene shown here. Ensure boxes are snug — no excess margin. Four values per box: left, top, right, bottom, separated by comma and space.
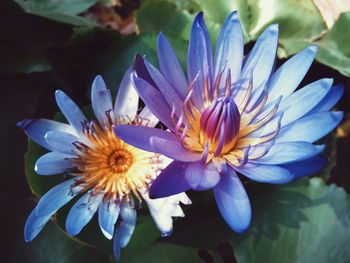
1, 0, 350, 262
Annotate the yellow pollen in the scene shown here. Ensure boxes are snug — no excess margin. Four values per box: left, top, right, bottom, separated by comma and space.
72, 120, 159, 201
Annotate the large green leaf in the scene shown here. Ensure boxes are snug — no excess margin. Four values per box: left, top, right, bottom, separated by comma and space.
164, 178, 350, 263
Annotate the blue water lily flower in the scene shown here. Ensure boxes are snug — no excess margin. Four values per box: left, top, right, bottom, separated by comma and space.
18, 70, 191, 260
115, 12, 344, 233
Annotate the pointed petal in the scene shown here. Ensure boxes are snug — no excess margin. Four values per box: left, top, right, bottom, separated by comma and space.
278, 78, 333, 126
45, 131, 80, 154
66, 192, 104, 236
55, 90, 86, 136
158, 32, 188, 99
187, 12, 213, 109
114, 67, 139, 120
98, 200, 120, 240
36, 178, 84, 216
215, 11, 243, 83
276, 111, 344, 143
235, 163, 294, 184
113, 199, 137, 260
267, 46, 317, 103
24, 207, 55, 242
91, 75, 114, 126
150, 161, 191, 198
251, 142, 325, 165
185, 162, 220, 190
213, 168, 251, 233
35, 152, 75, 175
309, 84, 344, 113
131, 74, 174, 129
281, 155, 328, 178
17, 119, 75, 151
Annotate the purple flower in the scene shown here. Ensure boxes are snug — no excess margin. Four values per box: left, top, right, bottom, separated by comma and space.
115, 12, 343, 233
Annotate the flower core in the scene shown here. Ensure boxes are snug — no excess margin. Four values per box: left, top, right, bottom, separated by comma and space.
72, 119, 160, 201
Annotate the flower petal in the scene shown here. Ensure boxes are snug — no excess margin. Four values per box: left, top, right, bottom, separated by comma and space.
36, 178, 84, 217
234, 163, 294, 184
158, 32, 188, 99
139, 106, 159, 127
91, 75, 114, 126
150, 161, 191, 198
187, 12, 213, 110
251, 142, 325, 165
45, 131, 80, 154
114, 67, 139, 120
215, 11, 243, 83
267, 46, 317, 103
114, 125, 175, 153
281, 155, 328, 178
55, 90, 86, 136
24, 207, 55, 242
98, 200, 120, 240
35, 152, 75, 175
66, 192, 104, 236
185, 162, 220, 190
276, 111, 344, 143
277, 78, 333, 126
17, 118, 75, 151
213, 168, 251, 233
150, 136, 201, 162
309, 84, 344, 113
113, 199, 137, 260
131, 74, 174, 129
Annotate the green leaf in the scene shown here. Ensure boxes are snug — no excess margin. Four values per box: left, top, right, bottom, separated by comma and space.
165, 178, 350, 263
14, 0, 98, 26
11, 221, 110, 263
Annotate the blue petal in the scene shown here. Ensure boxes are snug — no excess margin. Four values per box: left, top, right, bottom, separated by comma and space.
252, 142, 325, 165
36, 178, 83, 217
277, 78, 333, 126
213, 168, 251, 233
131, 74, 174, 129
24, 207, 55, 242
157, 32, 188, 99
276, 111, 344, 143
187, 12, 213, 110
234, 163, 294, 184
241, 24, 278, 89
309, 84, 344, 113
55, 90, 86, 136
98, 200, 120, 240
115, 125, 176, 153
143, 57, 184, 117
113, 199, 137, 261
35, 152, 75, 175
114, 67, 139, 121
281, 155, 328, 178
91, 75, 114, 126
150, 161, 191, 198
267, 46, 317, 103
45, 131, 80, 154
214, 11, 243, 83
185, 162, 220, 190
66, 192, 103, 236
17, 119, 75, 151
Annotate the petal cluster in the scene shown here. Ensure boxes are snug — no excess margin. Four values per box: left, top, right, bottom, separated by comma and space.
18, 70, 191, 260
115, 12, 343, 233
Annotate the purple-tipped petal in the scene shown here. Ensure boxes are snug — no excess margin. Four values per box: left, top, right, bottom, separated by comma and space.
158, 32, 188, 99
150, 136, 201, 162
114, 67, 139, 121
185, 162, 220, 190
17, 119, 75, 151
91, 75, 114, 126
150, 161, 191, 198
214, 11, 243, 83
213, 168, 251, 233
131, 74, 174, 129
115, 125, 175, 153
